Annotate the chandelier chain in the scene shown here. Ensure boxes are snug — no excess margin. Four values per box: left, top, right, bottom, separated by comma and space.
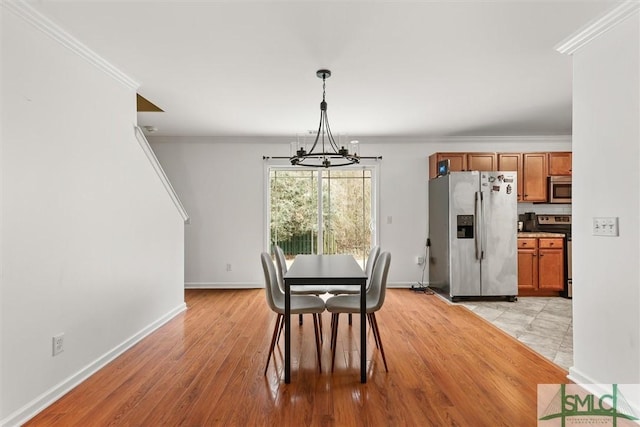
322, 74, 326, 102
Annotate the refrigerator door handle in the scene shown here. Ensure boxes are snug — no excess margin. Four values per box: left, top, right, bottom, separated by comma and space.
480, 191, 486, 260
474, 191, 481, 260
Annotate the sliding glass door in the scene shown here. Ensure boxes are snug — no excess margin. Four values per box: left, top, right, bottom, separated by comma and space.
269, 167, 376, 266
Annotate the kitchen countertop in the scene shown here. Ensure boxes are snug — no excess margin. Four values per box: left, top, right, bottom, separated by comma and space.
517, 232, 565, 238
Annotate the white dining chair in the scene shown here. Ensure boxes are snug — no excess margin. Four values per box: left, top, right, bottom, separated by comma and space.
274, 245, 327, 326
325, 251, 391, 373
326, 245, 380, 296
261, 252, 325, 375
325, 245, 380, 325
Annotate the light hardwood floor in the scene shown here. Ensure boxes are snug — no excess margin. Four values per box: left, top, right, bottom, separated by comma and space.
25, 289, 568, 426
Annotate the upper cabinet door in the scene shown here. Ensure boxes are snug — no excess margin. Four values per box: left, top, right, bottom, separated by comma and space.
439, 153, 466, 172
497, 153, 521, 172
467, 153, 497, 171
428, 152, 467, 178
548, 152, 572, 176
522, 153, 547, 202
498, 153, 523, 201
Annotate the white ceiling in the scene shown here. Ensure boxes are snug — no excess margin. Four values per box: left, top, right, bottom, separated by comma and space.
33, 0, 618, 138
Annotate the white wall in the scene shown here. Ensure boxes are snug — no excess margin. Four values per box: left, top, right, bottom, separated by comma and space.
0, 5, 4, 420
567, 9, 640, 386
150, 136, 571, 288
1, 6, 186, 425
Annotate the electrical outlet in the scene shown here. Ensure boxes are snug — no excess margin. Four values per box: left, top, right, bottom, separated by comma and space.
593, 217, 619, 236
226, 263, 232, 272
52, 333, 64, 356
416, 256, 425, 265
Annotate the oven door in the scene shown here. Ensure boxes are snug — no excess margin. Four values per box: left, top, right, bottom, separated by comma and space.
549, 177, 572, 203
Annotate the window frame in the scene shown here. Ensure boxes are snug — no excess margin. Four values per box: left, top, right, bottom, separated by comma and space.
264, 161, 380, 257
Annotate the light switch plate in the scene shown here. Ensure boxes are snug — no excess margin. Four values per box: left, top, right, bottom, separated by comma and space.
593, 217, 619, 236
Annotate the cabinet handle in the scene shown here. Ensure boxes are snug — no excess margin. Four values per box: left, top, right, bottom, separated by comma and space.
549, 242, 554, 246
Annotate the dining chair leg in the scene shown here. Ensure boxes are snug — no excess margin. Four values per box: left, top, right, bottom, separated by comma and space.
329, 313, 335, 348
368, 313, 380, 349
329, 313, 336, 349
318, 313, 323, 342
276, 313, 285, 345
370, 313, 388, 372
313, 314, 322, 373
265, 314, 283, 375
331, 313, 340, 372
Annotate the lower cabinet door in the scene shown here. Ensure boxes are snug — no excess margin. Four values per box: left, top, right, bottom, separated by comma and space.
538, 249, 564, 290
517, 249, 537, 292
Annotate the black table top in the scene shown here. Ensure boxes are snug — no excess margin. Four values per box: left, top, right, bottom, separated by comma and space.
284, 254, 366, 285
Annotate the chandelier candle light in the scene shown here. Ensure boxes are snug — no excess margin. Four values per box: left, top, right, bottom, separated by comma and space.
290, 69, 360, 168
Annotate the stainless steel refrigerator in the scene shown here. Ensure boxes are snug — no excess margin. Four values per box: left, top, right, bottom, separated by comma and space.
428, 171, 518, 301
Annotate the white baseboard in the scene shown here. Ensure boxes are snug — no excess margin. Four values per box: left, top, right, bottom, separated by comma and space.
2, 303, 187, 427
185, 282, 262, 289
567, 366, 597, 385
184, 282, 414, 289
387, 282, 417, 288
567, 367, 640, 418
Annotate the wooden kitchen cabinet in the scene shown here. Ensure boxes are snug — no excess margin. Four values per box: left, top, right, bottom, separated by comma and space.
498, 152, 548, 202
538, 238, 564, 290
498, 153, 523, 201
522, 153, 547, 202
428, 153, 467, 179
548, 152, 572, 176
428, 152, 496, 179
517, 238, 537, 291
467, 153, 497, 172
517, 236, 564, 295
429, 152, 561, 203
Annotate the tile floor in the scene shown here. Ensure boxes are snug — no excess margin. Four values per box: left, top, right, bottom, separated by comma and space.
453, 297, 573, 370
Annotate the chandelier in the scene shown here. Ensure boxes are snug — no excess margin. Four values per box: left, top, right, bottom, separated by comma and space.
290, 70, 360, 168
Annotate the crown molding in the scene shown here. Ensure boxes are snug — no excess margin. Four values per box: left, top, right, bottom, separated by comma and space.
430, 135, 571, 144
148, 134, 572, 145
555, 1, 640, 55
361, 135, 572, 144
1, 0, 139, 90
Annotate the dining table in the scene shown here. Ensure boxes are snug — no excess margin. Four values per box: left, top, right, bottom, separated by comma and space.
283, 254, 368, 383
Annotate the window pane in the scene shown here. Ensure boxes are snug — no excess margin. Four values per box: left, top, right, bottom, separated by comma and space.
269, 167, 375, 266
270, 170, 318, 257
322, 169, 372, 266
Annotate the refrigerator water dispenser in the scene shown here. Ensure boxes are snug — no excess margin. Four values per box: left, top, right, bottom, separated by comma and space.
457, 215, 474, 238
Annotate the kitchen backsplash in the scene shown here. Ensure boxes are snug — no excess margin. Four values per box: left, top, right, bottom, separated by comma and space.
517, 203, 572, 215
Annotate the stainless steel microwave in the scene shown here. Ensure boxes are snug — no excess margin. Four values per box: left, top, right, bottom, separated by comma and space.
548, 176, 572, 203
